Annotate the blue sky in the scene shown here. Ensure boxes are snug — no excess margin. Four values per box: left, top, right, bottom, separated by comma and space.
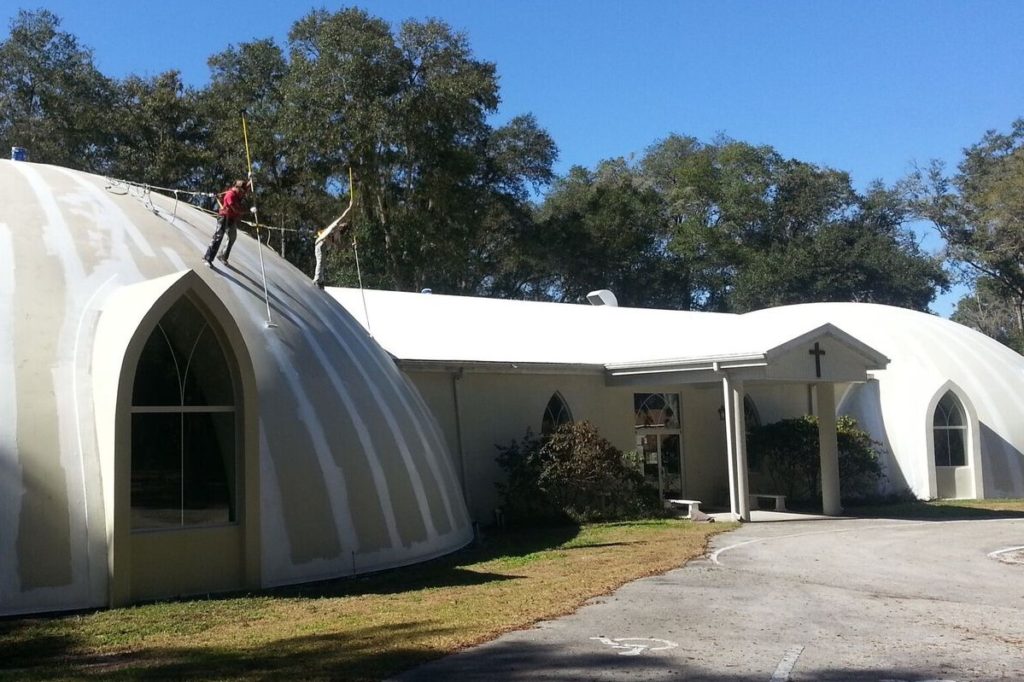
6, 1, 1024, 314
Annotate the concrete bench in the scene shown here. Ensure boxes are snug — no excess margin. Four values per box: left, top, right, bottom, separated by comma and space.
749, 493, 787, 511
666, 499, 702, 517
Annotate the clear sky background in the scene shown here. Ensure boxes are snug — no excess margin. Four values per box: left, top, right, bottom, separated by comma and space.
6, 1, 1024, 315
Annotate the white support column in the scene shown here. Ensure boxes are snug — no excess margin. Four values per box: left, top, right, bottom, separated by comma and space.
732, 378, 751, 521
722, 375, 739, 518
816, 383, 842, 516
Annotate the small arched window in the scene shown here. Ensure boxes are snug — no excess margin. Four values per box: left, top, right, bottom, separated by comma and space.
634, 393, 680, 430
541, 392, 573, 435
933, 391, 967, 467
131, 296, 237, 529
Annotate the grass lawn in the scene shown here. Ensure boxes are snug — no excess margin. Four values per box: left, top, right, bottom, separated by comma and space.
0, 519, 733, 681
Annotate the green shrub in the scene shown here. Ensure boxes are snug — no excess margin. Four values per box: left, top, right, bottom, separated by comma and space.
747, 415, 885, 505
496, 421, 661, 525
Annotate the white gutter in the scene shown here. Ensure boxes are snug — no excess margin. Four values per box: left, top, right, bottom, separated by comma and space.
396, 359, 606, 376
605, 352, 768, 376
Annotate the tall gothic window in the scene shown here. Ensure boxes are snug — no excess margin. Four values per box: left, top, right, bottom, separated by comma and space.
541, 392, 573, 435
131, 297, 237, 529
933, 391, 967, 467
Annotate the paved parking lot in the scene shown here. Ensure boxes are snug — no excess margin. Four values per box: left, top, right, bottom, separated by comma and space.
394, 515, 1024, 681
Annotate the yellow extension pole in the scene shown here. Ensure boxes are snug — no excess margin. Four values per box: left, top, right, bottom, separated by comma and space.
241, 112, 276, 329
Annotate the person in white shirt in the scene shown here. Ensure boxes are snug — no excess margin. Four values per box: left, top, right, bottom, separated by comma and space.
313, 205, 352, 289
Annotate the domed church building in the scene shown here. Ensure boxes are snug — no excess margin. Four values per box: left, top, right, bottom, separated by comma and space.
0, 160, 473, 616
6, 158, 1024, 618
328, 290, 1024, 527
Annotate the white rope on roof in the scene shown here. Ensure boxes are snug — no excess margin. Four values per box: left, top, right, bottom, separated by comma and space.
103, 175, 303, 233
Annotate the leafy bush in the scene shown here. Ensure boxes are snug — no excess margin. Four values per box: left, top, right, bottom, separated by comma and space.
496, 421, 661, 525
747, 415, 885, 505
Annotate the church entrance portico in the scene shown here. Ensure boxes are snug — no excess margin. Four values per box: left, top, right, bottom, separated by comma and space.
607, 324, 890, 521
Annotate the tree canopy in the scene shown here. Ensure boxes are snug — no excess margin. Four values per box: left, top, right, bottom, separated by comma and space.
536, 136, 947, 311
906, 119, 1024, 351
0, 8, 959, 320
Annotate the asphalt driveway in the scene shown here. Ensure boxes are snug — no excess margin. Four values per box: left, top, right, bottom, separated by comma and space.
393, 515, 1024, 681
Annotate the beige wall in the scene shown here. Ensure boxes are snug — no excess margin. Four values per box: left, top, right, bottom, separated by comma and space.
131, 527, 244, 601
408, 370, 738, 522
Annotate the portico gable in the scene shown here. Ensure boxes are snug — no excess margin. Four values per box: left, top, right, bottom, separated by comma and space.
606, 324, 889, 521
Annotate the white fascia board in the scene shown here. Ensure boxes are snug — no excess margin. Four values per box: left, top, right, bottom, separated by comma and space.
397, 359, 607, 376
605, 352, 768, 376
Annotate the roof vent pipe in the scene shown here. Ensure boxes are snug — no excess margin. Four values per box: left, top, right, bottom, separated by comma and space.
586, 289, 618, 307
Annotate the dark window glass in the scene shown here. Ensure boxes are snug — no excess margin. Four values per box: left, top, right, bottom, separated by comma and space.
933, 391, 967, 468
131, 413, 183, 528
934, 430, 952, 467
183, 327, 234, 406
541, 393, 573, 435
744, 396, 761, 428
634, 393, 679, 429
182, 413, 235, 524
945, 429, 966, 467
133, 328, 181, 406
131, 296, 237, 530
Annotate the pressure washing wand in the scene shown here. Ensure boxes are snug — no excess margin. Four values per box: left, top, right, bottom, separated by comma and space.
348, 166, 372, 336
241, 111, 277, 329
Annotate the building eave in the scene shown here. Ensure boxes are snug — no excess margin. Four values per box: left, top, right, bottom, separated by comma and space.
396, 358, 607, 376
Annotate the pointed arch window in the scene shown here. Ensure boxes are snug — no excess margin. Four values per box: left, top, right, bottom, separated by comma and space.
541, 392, 573, 435
131, 296, 237, 529
634, 393, 679, 430
933, 391, 967, 467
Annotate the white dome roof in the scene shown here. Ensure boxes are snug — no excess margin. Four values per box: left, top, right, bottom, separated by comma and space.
743, 303, 1024, 498
0, 160, 471, 615
330, 288, 1024, 501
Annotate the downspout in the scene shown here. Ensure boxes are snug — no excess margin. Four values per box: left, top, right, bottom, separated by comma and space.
722, 374, 739, 519
450, 367, 469, 510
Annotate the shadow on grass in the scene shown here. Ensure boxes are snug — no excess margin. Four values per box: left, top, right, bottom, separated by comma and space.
2, 620, 466, 681
0, 629, 79, 674
8, 620, 972, 682
272, 524, 582, 599
846, 500, 1024, 521
0, 524, 588, 678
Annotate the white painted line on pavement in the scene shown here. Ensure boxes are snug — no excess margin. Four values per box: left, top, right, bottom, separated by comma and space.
988, 545, 1024, 563
769, 645, 804, 681
590, 636, 678, 656
709, 517, 1024, 566
709, 522, 915, 565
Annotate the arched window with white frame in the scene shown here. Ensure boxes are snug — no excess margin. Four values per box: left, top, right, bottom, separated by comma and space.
541, 392, 573, 435
933, 391, 967, 468
131, 296, 237, 529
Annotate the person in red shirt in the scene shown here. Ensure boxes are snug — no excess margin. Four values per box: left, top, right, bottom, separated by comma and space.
204, 179, 249, 266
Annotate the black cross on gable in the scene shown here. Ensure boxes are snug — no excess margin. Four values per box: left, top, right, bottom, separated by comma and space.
809, 342, 826, 378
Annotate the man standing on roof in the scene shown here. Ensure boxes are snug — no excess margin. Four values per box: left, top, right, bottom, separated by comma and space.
313, 204, 352, 289
204, 179, 249, 267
